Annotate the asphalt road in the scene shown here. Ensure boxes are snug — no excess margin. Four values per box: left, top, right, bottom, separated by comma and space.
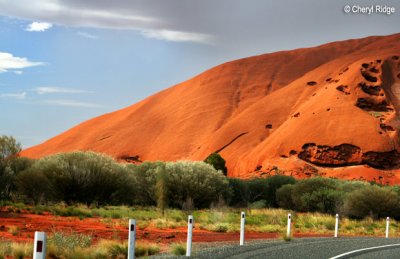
349, 246, 400, 259
189, 237, 400, 259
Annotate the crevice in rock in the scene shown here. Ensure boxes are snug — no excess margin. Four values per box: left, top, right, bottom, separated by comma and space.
214, 132, 249, 153
369, 67, 380, 73
361, 71, 378, 82
336, 85, 350, 95
119, 155, 142, 163
355, 98, 393, 112
380, 124, 395, 132
359, 82, 382, 96
98, 135, 112, 141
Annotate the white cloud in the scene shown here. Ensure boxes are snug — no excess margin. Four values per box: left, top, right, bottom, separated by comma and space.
14, 70, 23, 75
77, 31, 98, 40
34, 86, 92, 95
44, 99, 102, 108
0, 1, 213, 44
0, 52, 44, 73
141, 29, 212, 43
25, 21, 52, 32
0, 92, 27, 99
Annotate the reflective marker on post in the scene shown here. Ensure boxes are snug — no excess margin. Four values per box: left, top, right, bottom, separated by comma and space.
287, 213, 291, 238
186, 215, 193, 257
240, 212, 245, 246
334, 214, 339, 238
33, 231, 46, 259
128, 219, 136, 259
386, 217, 390, 238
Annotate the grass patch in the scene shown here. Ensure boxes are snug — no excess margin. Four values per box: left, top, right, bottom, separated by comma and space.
136, 243, 160, 257
368, 111, 383, 118
282, 234, 292, 242
171, 243, 186, 256
0, 239, 12, 258
3, 203, 400, 237
7, 226, 19, 236
211, 223, 230, 232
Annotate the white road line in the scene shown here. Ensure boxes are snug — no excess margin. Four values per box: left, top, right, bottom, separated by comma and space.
330, 243, 400, 259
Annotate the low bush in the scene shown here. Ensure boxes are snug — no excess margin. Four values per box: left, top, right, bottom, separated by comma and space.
343, 185, 400, 219
276, 184, 295, 209
246, 178, 269, 204
107, 243, 128, 259
290, 178, 344, 214
204, 152, 228, 176
0, 135, 32, 201
227, 178, 249, 207
127, 162, 160, 206
212, 222, 230, 232
16, 152, 136, 205
249, 200, 267, 209
165, 161, 229, 209
264, 175, 296, 207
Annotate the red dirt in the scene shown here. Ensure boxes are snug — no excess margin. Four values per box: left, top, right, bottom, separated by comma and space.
0, 212, 329, 244
21, 33, 400, 184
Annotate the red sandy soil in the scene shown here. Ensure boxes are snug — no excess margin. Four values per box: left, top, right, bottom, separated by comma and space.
22, 33, 400, 184
0, 212, 329, 244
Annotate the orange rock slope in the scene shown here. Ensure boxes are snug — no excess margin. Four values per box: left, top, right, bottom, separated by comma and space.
22, 33, 400, 184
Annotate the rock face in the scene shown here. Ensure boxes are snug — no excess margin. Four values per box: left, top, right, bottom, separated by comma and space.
21, 33, 400, 184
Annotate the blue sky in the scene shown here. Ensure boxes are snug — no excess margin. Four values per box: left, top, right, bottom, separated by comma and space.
0, 0, 399, 148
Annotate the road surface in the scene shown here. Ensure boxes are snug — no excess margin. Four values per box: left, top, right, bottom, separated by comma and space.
188, 237, 400, 258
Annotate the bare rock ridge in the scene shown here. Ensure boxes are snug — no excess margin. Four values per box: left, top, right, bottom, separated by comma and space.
21, 33, 400, 184
298, 143, 400, 170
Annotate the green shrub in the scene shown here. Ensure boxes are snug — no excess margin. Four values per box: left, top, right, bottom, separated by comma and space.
127, 162, 160, 206
276, 184, 295, 209
227, 178, 249, 207
264, 175, 296, 207
291, 178, 343, 214
0, 136, 30, 201
165, 161, 229, 209
16, 152, 136, 205
246, 178, 269, 204
212, 223, 230, 232
250, 200, 267, 209
343, 185, 400, 219
0, 135, 21, 159
204, 153, 227, 176
15, 170, 51, 204
108, 243, 128, 259
171, 243, 186, 255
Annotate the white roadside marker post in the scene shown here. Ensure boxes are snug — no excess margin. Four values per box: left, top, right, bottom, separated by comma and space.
240, 211, 245, 246
386, 217, 390, 238
287, 213, 292, 238
33, 231, 46, 259
128, 219, 136, 259
334, 214, 339, 238
186, 215, 193, 257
